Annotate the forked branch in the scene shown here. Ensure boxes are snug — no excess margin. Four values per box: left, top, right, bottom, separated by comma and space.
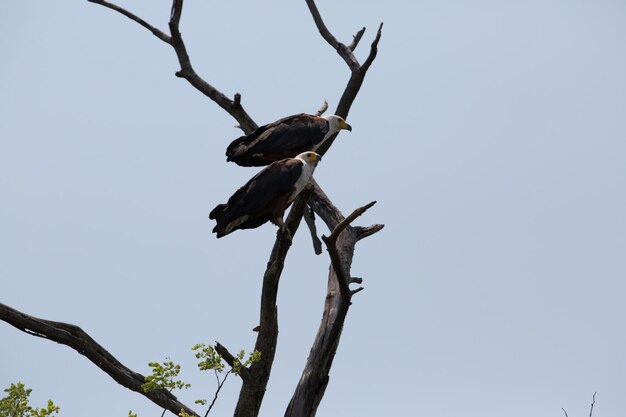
322, 201, 377, 300
305, 0, 383, 155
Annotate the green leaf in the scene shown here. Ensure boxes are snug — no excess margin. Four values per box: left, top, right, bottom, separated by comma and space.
141, 357, 190, 393
0, 382, 59, 417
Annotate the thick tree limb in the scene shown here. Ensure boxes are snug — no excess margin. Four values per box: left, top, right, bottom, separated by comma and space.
283, 5, 384, 416
232, 186, 314, 417
0, 303, 199, 417
285, 183, 381, 417
286, 184, 361, 417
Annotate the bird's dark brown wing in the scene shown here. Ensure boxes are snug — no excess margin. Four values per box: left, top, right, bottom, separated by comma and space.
210, 158, 304, 236
226, 114, 328, 166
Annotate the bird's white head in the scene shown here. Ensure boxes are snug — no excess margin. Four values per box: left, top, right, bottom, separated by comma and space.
296, 151, 322, 167
323, 115, 352, 133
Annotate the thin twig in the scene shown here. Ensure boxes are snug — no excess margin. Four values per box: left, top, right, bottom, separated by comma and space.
562, 408, 569, 417
87, 0, 171, 43
204, 370, 231, 417
589, 392, 597, 417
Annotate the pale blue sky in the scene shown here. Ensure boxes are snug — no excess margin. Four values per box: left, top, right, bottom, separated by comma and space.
2, 1, 626, 417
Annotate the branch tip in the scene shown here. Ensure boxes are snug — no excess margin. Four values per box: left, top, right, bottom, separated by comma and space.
88, 0, 172, 44
303, 205, 323, 254
315, 100, 329, 116
354, 224, 384, 241
351, 287, 364, 296
349, 27, 366, 51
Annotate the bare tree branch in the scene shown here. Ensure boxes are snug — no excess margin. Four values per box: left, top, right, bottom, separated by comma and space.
322, 201, 376, 300
87, 0, 257, 133
0, 303, 199, 417
361, 23, 384, 74
326, 201, 376, 243
562, 408, 569, 417
286, 183, 380, 417
304, 0, 383, 156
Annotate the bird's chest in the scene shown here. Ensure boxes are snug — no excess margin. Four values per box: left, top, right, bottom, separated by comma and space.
292, 164, 314, 196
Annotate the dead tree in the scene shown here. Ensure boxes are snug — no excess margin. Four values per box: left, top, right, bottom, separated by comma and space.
0, 1, 384, 417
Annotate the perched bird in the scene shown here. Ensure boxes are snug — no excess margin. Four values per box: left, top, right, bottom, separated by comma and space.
225, 113, 351, 166
209, 151, 321, 238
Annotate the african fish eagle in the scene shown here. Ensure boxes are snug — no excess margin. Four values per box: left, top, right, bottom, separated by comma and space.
225, 113, 351, 167
209, 151, 321, 238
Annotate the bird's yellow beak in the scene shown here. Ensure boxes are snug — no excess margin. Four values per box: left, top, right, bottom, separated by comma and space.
341, 120, 352, 132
